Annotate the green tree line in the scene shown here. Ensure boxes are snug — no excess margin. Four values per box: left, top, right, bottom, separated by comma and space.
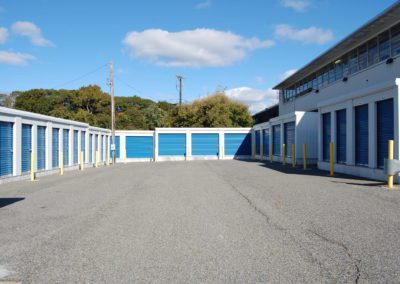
0, 85, 253, 129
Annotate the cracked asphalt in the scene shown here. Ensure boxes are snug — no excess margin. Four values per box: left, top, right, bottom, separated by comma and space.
0, 160, 399, 283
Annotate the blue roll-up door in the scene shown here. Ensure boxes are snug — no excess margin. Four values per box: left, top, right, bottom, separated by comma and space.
21, 124, 32, 173
126, 136, 153, 158
81, 131, 85, 163
263, 129, 270, 157
224, 133, 251, 156
52, 128, 59, 168
192, 133, 219, 156
63, 129, 69, 166
158, 133, 186, 156
0, 122, 13, 177
273, 125, 281, 156
99, 135, 103, 161
355, 104, 369, 166
115, 136, 120, 158
37, 126, 46, 170
284, 122, 295, 157
95, 135, 98, 151
377, 99, 394, 168
322, 113, 331, 161
255, 131, 261, 155
336, 109, 346, 164
73, 130, 78, 164
89, 134, 93, 163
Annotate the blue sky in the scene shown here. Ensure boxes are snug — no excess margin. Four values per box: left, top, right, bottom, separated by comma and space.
0, 0, 397, 113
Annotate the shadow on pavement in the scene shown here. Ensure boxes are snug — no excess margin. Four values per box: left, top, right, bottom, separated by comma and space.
0, 197, 25, 208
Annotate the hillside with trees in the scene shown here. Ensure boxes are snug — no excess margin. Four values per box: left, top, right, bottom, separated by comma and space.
0, 85, 253, 129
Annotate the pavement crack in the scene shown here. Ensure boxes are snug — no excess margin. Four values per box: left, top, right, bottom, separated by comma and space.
308, 229, 361, 283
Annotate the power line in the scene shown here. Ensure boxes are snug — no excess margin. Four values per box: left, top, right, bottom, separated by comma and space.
114, 76, 143, 95
51, 63, 108, 89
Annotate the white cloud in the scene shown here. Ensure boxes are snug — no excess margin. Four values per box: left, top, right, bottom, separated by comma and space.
11, 21, 54, 47
196, 0, 212, 9
281, 0, 310, 11
0, 51, 36, 65
225, 87, 278, 114
0, 27, 8, 44
122, 28, 274, 67
279, 69, 298, 81
275, 24, 333, 45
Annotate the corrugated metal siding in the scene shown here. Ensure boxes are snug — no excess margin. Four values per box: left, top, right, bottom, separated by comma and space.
272, 125, 281, 156
52, 128, 59, 168
89, 134, 93, 163
73, 130, 78, 164
355, 105, 369, 166
81, 131, 85, 163
336, 109, 346, 164
158, 134, 186, 156
284, 122, 295, 157
0, 122, 13, 177
192, 133, 219, 156
377, 98, 394, 168
37, 126, 46, 170
21, 124, 32, 173
63, 129, 69, 166
322, 113, 331, 161
263, 129, 269, 157
126, 136, 153, 158
224, 133, 251, 156
255, 131, 261, 155
115, 136, 120, 158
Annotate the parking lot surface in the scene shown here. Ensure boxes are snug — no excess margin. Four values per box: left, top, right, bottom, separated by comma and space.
0, 160, 399, 283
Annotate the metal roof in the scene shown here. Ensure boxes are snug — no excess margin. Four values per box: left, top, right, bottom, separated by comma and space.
273, 1, 400, 90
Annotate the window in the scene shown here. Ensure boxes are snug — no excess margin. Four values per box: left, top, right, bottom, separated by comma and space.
341, 55, 349, 77
349, 49, 358, 74
358, 43, 368, 70
379, 31, 390, 61
322, 68, 329, 87
368, 38, 378, 66
328, 64, 335, 83
391, 23, 400, 56
335, 61, 343, 81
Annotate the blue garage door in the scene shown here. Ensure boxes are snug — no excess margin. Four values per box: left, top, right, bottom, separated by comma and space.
284, 122, 295, 157
192, 133, 219, 156
21, 124, 32, 173
81, 131, 85, 163
322, 113, 331, 161
255, 131, 261, 155
0, 122, 13, 177
336, 109, 346, 164
126, 136, 153, 158
52, 128, 59, 168
37, 126, 46, 170
273, 125, 281, 156
224, 133, 251, 156
73, 130, 78, 164
113, 136, 120, 158
63, 129, 69, 166
355, 105, 369, 166
377, 99, 394, 168
158, 134, 186, 156
89, 134, 93, 163
99, 135, 103, 161
263, 129, 270, 157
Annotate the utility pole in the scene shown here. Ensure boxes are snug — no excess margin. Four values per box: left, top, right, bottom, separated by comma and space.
176, 75, 184, 107
110, 60, 116, 165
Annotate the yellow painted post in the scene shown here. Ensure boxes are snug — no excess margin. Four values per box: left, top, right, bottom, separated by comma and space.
80, 151, 84, 171
282, 144, 286, 165
292, 144, 296, 168
30, 151, 35, 181
330, 141, 334, 176
303, 144, 307, 170
60, 151, 64, 176
106, 151, 110, 166
388, 139, 394, 190
95, 151, 99, 168
270, 144, 273, 164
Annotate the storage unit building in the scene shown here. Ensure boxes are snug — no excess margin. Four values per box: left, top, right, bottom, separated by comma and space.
224, 133, 251, 157
63, 129, 69, 166
73, 130, 78, 165
191, 133, 219, 157
21, 124, 32, 173
0, 121, 13, 177
126, 136, 153, 159
37, 126, 46, 171
52, 128, 59, 169
158, 133, 186, 157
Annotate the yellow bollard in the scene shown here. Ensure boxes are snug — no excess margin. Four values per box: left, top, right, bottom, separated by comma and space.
30, 151, 35, 181
95, 151, 99, 168
60, 151, 64, 176
106, 151, 110, 166
330, 141, 334, 176
388, 140, 394, 190
292, 144, 296, 168
303, 144, 307, 170
80, 151, 84, 171
282, 144, 286, 165
270, 144, 273, 164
